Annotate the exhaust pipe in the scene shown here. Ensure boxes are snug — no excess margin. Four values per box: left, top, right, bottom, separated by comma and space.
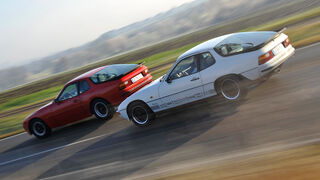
274, 67, 281, 73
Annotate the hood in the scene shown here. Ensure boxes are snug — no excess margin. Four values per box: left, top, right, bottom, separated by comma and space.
118, 76, 163, 111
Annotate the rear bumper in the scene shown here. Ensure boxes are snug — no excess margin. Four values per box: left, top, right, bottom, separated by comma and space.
121, 74, 152, 97
260, 45, 295, 75
241, 45, 295, 81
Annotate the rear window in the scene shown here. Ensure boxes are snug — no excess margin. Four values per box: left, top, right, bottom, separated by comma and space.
214, 32, 276, 56
90, 64, 138, 83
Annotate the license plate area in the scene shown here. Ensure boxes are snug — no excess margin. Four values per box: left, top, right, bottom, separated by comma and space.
131, 73, 143, 83
272, 43, 285, 56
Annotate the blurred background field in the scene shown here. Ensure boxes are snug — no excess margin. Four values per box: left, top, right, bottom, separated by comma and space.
0, 0, 319, 137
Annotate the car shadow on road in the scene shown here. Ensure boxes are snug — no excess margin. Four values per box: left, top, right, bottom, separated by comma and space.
37, 96, 245, 179
0, 117, 107, 179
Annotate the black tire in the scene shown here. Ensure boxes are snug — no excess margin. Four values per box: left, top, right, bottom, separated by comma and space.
30, 119, 51, 139
128, 101, 155, 127
217, 76, 247, 102
91, 99, 114, 120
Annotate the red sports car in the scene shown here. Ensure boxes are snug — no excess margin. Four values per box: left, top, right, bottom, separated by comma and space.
23, 64, 152, 138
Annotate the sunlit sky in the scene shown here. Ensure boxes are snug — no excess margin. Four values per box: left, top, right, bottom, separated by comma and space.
0, 0, 195, 68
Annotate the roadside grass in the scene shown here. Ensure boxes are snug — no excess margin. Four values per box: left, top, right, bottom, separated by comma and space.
293, 34, 320, 48
287, 21, 320, 47
1, 5, 320, 138
242, 6, 320, 31
134, 42, 201, 69
0, 86, 62, 113
0, 110, 35, 136
0, 97, 53, 114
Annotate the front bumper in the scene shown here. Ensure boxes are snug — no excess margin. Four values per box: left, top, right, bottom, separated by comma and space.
119, 109, 130, 121
23, 120, 32, 134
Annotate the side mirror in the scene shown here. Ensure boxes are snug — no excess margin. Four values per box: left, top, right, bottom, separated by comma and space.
166, 77, 172, 84
54, 99, 59, 103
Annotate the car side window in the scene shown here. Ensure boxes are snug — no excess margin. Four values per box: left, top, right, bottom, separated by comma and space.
58, 84, 78, 101
199, 52, 215, 71
79, 80, 90, 94
169, 56, 198, 80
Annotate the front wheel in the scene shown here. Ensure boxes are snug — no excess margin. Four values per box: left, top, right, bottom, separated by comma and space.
128, 102, 155, 127
218, 76, 247, 102
30, 119, 51, 139
91, 99, 114, 120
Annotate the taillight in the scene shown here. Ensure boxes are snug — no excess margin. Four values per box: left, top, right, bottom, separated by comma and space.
142, 68, 149, 76
119, 81, 129, 90
259, 51, 274, 65
282, 38, 290, 48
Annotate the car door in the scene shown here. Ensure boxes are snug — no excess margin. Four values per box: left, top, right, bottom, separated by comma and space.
50, 82, 86, 127
78, 80, 92, 116
197, 51, 219, 98
158, 55, 204, 109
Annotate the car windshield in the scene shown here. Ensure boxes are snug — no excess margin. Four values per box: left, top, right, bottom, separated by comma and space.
214, 32, 276, 56
90, 64, 138, 83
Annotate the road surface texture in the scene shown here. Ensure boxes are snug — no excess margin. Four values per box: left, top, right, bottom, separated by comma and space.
0, 43, 320, 180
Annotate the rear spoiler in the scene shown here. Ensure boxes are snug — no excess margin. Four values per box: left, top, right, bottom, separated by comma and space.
269, 27, 287, 42
252, 27, 287, 50
264, 27, 287, 45
120, 62, 145, 77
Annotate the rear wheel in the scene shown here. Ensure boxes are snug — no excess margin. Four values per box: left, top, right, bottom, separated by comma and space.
128, 101, 155, 127
30, 119, 51, 139
218, 76, 247, 102
91, 99, 114, 120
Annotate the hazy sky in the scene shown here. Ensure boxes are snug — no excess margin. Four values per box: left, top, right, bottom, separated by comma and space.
0, 0, 195, 68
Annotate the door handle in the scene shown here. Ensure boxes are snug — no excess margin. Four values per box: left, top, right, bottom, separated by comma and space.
73, 99, 80, 103
191, 77, 200, 81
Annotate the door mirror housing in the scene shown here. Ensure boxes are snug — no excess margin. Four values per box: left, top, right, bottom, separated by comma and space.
54, 99, 60, 103
166, 77, 172, 84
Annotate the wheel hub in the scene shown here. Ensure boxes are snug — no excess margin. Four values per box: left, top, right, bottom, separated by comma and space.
221, 79, 240, 100
33, 122, 46, 136
132, 106, 148, 124
94, 102, 108, 118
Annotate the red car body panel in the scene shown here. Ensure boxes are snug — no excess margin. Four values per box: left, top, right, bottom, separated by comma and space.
23, 64, 152, 134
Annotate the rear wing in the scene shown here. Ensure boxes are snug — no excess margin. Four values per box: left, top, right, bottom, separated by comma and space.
253, 27, 287, 50
264, 27, 287, 45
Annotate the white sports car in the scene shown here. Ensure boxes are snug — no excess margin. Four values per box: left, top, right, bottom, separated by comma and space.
117, 30, 295, 127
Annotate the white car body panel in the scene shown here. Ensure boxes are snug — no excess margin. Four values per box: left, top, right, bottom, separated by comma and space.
118, 31, 295, 121
158, 72, 204, 110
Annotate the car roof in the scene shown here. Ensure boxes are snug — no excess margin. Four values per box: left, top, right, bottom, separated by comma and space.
178, 31, 277, 60
178, 34, 231, 60
67, 65, 108, 84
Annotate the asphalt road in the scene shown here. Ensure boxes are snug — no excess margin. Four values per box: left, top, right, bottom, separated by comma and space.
1, 43, 320, 180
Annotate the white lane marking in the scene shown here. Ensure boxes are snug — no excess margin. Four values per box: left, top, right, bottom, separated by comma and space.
0, 133, 107, 166
0, 132, 27, 142
39, 161, 121, 180
296, 41, 320, 51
